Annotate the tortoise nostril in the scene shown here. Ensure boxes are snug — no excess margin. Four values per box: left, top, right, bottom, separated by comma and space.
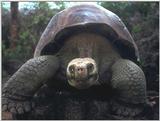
77, 67, 84, 73
87, 63, 94, 73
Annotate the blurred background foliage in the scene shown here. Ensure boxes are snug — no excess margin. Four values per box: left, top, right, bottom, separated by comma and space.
2, 2, 159, 92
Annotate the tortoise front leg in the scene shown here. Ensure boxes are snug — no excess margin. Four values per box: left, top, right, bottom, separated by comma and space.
2, 55, 59, 118
110, 59, 148, 118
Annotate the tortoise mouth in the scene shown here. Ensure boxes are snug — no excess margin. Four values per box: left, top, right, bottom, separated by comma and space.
68, 74, 99, 89
66, 58, 99, 89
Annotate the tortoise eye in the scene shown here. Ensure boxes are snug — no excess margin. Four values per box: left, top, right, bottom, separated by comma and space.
87, 63, 94, 73
69, 65, 75, 73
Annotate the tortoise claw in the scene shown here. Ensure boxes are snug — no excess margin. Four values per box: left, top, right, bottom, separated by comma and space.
2, 111, 13, 120
2, 97, 34, 115
111, 100, 144, 118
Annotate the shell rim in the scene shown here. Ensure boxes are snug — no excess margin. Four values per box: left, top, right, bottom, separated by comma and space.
40, 22, 139, 62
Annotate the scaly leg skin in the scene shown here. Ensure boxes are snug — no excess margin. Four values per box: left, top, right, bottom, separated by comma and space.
2, 55, 59, 119
110, 59, 148, 119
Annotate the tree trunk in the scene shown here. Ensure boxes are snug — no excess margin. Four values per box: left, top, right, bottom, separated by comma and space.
10, 2, 19, 49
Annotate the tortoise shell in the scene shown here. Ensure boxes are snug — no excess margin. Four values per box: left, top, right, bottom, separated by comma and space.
34, 4, 139, 62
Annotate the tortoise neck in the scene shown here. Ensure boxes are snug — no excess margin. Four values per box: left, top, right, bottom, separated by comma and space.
78, 46, 93, 58
69, 33, 98, 58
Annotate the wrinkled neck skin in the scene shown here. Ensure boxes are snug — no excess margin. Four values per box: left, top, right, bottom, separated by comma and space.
56, 33, 121, 83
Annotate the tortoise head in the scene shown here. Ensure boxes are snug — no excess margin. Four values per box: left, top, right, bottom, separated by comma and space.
67, 58, 99, 89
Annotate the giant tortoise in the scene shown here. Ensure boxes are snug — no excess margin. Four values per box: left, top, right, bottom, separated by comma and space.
2, 4, 150, 119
